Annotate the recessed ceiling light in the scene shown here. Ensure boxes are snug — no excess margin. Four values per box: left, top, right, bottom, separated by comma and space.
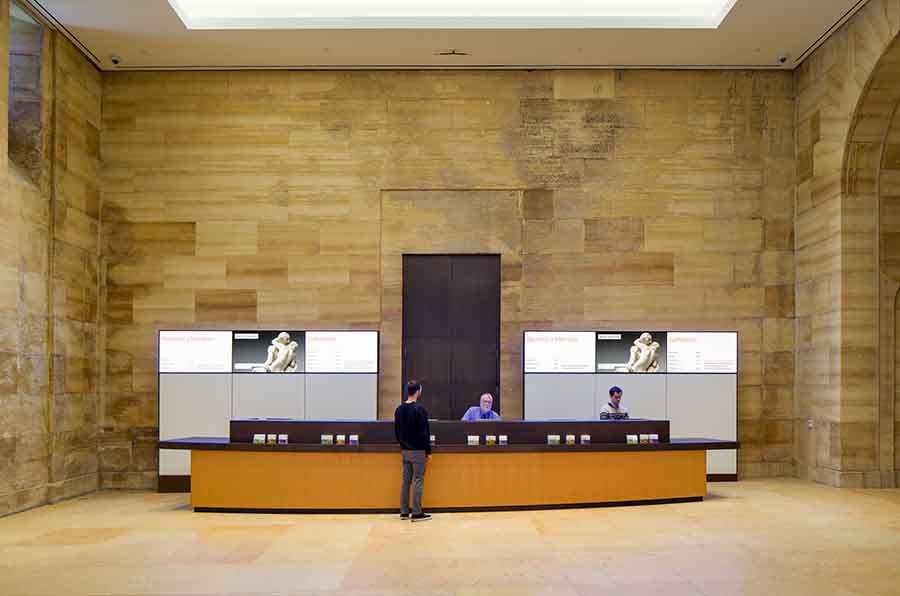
168, 0, 738, 30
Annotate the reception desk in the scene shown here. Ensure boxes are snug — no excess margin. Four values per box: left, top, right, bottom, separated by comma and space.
160, 420, 737, 512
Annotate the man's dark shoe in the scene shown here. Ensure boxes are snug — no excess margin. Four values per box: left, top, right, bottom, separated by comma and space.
400, 513, 409, 519
410, 513, 431, 522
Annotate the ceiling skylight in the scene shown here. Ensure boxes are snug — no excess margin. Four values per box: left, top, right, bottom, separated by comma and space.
168, 0, 738, 30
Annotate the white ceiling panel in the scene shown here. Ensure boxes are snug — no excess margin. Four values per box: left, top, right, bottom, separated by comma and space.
28, 0, 867, 70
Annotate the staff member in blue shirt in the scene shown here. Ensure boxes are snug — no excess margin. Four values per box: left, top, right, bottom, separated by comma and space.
461, 393, 501, 421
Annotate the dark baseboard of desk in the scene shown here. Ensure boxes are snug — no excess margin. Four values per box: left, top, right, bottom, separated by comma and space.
159, 473, 735, 493
159, 475, 191, 493
159, 474, 733, 493
707, 473, 738, 482
193, 496, 704, 514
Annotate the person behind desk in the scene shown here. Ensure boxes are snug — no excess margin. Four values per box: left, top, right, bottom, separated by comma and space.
394, 380, 432, 522
460, 393, 501, 421
599, 386, 629, 419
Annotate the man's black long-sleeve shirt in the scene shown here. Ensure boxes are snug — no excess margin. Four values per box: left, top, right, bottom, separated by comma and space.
394, 401, 431, 454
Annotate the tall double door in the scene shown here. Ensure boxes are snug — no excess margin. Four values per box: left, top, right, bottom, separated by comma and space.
402, 255, 501, 420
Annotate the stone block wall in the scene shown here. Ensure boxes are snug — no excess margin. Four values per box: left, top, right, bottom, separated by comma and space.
48, 32, 102, 503
795, 0, 900, 487
100, 69, 796, 485
7, 5, 41, 184
9, 0, 900, 499
0, 0, 102, 515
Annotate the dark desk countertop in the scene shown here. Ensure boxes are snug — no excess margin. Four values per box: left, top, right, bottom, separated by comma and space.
159, 437, 738, 453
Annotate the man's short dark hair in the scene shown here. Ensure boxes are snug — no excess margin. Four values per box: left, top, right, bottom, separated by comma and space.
407, 380, 422, 396
609, 386, 623, 396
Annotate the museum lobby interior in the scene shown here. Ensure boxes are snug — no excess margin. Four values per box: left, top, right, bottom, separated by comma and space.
1, 0, 900, 595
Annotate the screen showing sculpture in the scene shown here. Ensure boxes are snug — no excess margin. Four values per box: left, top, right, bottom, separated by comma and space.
305, 331, 379, 373
232, 330, 305, 373
667, 332, 737, 373
159, 331, 233, 373
523, 331, 596, 373
595, 331, 668, 373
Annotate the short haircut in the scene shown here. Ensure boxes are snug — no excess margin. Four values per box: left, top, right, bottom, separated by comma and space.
407, 380, 422, 396
609, 386, 623, 396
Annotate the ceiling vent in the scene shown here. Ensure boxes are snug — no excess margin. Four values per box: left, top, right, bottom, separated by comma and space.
434, 49, 471, 56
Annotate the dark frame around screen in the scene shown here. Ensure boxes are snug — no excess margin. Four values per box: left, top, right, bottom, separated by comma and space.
521, 329, 740, 377
156, 329, 381, 376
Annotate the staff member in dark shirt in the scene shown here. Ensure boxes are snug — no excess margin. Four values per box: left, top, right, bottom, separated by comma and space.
599, 385, 629, 419
394, 380, 432, 522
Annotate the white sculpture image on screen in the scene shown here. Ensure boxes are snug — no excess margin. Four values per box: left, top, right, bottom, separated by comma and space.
260, 332, 299, 373
619, 332, 660, 373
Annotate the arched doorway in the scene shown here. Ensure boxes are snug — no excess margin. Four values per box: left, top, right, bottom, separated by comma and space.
843, 29, 900, 488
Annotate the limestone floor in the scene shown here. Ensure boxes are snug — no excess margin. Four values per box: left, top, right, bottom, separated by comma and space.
0, 479, 898, 596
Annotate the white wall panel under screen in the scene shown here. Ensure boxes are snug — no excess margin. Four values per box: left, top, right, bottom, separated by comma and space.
595, 374, 667, 420
305, 374, 377, 420
524, 374, 596, 420
666, 374, 737, 475
159, 374, 232, 476
232, 374, 304, 420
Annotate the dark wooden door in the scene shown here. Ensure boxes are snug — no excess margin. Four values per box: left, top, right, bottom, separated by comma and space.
402, 255, 500, 419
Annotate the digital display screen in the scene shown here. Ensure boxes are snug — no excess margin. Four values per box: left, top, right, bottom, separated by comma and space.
595, 331, 667, 373
158, 331, 233, 373
523, 331, 596, 373
305, 331, 379, 373
231, 330, 305, 373
667, 332, 737, 373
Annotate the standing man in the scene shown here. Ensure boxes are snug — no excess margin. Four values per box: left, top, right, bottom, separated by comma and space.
394, 380, 432, 522
599, 385, 629, 419
460, 393, 501, 421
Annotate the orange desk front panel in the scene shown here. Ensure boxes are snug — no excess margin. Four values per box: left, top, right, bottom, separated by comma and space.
189, 449, 707, 511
